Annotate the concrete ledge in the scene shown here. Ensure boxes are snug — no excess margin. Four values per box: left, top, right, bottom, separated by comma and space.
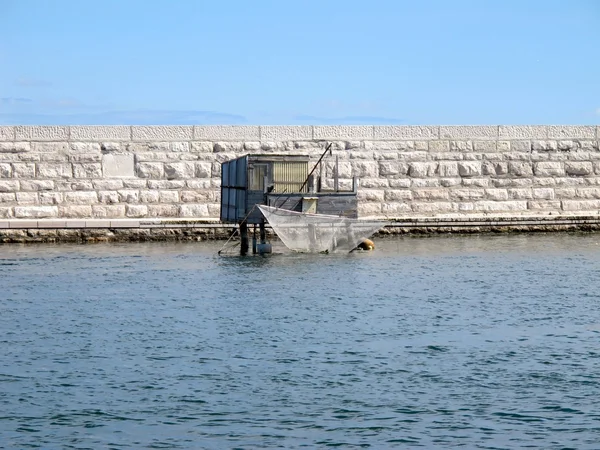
15, 126, 69, 141
499, 125, 548, 139
131, 126, 193, 141
0, 126, 15, 141
71, 126, 131, 141
374, 126, 439, 140
440, 126, 498, 140
313, 126, 374, 140
260, 126, 313, 141
0, 125, 596, 142
195, 125, 260, 141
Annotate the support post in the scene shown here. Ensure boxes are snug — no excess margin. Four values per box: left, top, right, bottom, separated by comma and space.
260, 219, 266, 244
240, 221, 249, 256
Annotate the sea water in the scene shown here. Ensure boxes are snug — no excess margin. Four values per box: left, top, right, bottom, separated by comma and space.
1, 234, 600, 449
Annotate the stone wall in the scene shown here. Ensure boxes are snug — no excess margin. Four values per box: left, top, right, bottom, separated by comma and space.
0, 125, 599, 221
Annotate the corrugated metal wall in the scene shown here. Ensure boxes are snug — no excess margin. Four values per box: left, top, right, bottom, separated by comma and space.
272, 162, 308, 193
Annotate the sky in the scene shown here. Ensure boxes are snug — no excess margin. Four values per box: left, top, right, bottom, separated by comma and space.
0, 0, 598, 125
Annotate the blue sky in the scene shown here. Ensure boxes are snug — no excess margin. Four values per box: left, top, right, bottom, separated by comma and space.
0, 0, 598, 125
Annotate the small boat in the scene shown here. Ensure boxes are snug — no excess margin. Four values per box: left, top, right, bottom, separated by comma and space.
258, 204, 385, 253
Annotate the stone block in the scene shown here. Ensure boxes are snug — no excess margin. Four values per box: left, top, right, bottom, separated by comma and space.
378, 161, 408, 177
532, 188, 555, 199
196, 162, 212, 178
136, 162, 164, 179
387, 179, 410, 188
117, 190, 139, 203
158, 190, 179, 203
59, 206, 92, 218
359, 203, 383, 216
0, 142, 31, 153
557, 140, 579, 151
533, 162, 564, 176
147, 204, 179, 217
98, 191, 119, 204
103, 154, 134, 177
457, 161, 482, 177
350, 161, 378, 177
429, 140, 450, 152
148, 180, 185, 189
125, 205, 148, 218
411, 179, 440, 188
366, 141, 414, 152
482, 161, 508, 176
16, 192, 38, 204
440, 126, 498, 140
39, 192, 63, 205
450, 141, 473, 151
69, 153, 102, 163
0, 207, 12, 218
14, 206, 57, 218
92, 205, 126, 218
70, 142, 102, 153
384, 190, 413, 201
474, 201, 528, 212
190, 141, 214, 153
72, 163, 102, 178
15, 126, 68, 141
260, 126, 312, 141
374, 125, 439, 140
408, 162, 437, 177
12, 163, 36, 178
484, 189, 509, 201
437, 162, 459, 177
412, 202, 455, 213
463, 178, 490, 187
91, 180, 122, 191
562, 199, 600, 211
508, 188, 533, 199
450, 189, 485, 200
0, 163, 11, 178
0, 193, 15, 202
213, 142, 244, 153
575, 188, 600, 199
164, 162, 195, 180
440, 178, 461, 187
179, 204, 209, 217
139, 190, 159, 203
32, 142, 69, 154
413, 188, 450, 200
565, 161, 593, 176
532, 140, 557, 151
37, 163, 72, 178
474, 141, 497, 152
381, 203, 411, 215
194, 125, 260, 141
499, 126, 548, 139
547, 126, 595, 139
0, 126, 15, 141
357, 190, 384, 202
314, 126, 373, 140
508, 162, 533, 177
70, 126, 131, 141
64, 191, 98, 205
132, 126, 193, 141
186, 180, 212, 189
0, 180, 19, 192
19, 180, 53, 191
181, 190, 214, 202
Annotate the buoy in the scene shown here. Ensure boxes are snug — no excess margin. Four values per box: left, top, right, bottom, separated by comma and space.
356, 238, 375, 251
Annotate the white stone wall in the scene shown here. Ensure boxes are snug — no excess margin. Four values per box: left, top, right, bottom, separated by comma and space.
0, 125, 599, 219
